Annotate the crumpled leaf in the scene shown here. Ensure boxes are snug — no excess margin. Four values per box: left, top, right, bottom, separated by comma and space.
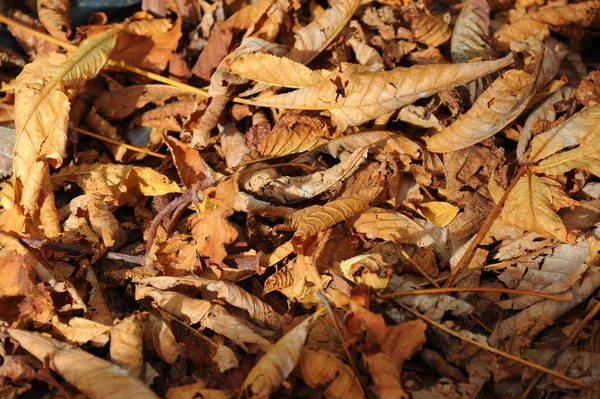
292, 187, 381, 253
296, 348, 364, 399
287, 0, 361, 64
7, 329, 159, 399
364, 352, 406, 399
502, 174, 577, 244
242, 313, 320, 398
144, 314, 181, 365
402, 6, 451, 47
37, 0, 71, 41
51, 316, 111, 346
493, 0, 600, 50
163, 134, 215, 188
190, 210, 238, 265
451, 0, 497, 63
246, 55, 514, 130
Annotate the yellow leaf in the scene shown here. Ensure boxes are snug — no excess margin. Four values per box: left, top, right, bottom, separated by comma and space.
242, 313, 320, 398
502, 174, 577, 243
297, 348, 364, 399
246, 55, 514, 130
7, 329, 159, 399
451, 0, 497, 62
417, 201, 460, 227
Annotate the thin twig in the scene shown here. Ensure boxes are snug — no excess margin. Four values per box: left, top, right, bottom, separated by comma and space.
398, 303, 593, 389
72, 126, 169, 159
378, 287, 571, 302
520, 301, 600, 398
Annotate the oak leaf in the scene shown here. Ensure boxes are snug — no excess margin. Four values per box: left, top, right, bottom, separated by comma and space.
190, 210, 238, 265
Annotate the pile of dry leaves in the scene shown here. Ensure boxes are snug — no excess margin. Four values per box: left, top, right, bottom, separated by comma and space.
1, 0, 600, 397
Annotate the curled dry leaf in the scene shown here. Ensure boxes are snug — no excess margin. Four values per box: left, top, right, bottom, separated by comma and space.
190, 210, 238, 265
287, 0, 361, 64
37, 0, 71, 41
246, 55, 514, 130
13, 28, 120, 219
402, 6, 451, 47
7, 329, 159, 399
501, 174, 577, 244
242, 313, 320, 398
451, 0, 496, 63
292, 187, 381, 253
163, 134, 215, 188
297, 348, 364, 399
493, 0, 600, 50
144, 314, 181, 365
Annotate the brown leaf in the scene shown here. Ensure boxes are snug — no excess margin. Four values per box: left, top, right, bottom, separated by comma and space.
451, 0, 497, 63
190, 210, 238, 265
163, 135, 215, 188
37, 0, 71, 41
402, 6, 452, 47
8, 329, 160, 398
246, 55, 514, 130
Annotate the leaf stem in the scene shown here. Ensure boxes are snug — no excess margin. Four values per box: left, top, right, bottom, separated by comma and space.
444, 165, 528, 287
71, 127, 169, 159
378, 287, 570, 301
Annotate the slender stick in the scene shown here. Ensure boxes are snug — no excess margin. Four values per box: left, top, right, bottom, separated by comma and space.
445, 166, 528, 287
72, 127, 169, 159
378, 287, 570, 302
398, 303, 592, 389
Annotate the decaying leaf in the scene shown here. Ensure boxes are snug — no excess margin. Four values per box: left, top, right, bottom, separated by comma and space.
8, 329, 159, 398
451, 0, 497, 62
37, 0, 71, 42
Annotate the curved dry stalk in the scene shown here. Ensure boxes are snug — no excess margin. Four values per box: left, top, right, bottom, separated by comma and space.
72, 127, 168, 159
398, 304, 592, 389
520, 302, 600, 398
378, 287, 571, 301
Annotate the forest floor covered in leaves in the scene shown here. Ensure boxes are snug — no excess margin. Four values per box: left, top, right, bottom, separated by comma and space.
1, 0, 600, 398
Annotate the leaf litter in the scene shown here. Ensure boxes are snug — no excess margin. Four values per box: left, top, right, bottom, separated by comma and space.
0, 0, 600, 398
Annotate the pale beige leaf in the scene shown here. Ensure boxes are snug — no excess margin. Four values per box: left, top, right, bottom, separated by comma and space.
137, 276, 284, 330
517, 86, 574, 162
37, 0, 71, 41
226, 53, 331, 88
201, 305, 271, 347
528, 105, 600, 163
493, 0, 600, 50
111, 315, 144, 377
213, 344, 239, 372
292, 187, 381, 252
287, 0, 361, 64
297, 348, 364, 399
242, 147, 367, 204
354, 207, 446, 247
167, 382, 231, 399
348, 38, 384, 71
427, 69, 535, 152
135, 285, 212, 324
532, 130, 600, 177
247, 55, 514, 130
502, 174, 576, 243
51, 316, 110, 346
7, 329, 159, 399
451, 0, 497, 62
242, 313, 319, 398
417, 201, 460, 227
